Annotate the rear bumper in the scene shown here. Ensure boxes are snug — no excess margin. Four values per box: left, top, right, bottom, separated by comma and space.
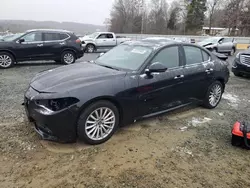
232, 59, 250, 75
76, 49, 84, 59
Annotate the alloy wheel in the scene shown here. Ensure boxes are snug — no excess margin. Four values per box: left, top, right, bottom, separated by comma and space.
87, 45, 95, 53
85, 107, 116, 141
63, 53, 74, 64
208, 84, 222, 107
0, 55, 12, 68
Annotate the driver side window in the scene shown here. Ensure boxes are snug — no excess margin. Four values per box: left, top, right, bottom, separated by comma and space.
150, 46, 180, 69
97, 34, 108, 39
21, 32, 42, 42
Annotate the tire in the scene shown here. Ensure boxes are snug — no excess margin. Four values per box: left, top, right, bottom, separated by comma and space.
231, 135, 242, 147
212, 48, 218, 53
0, 52, 14, 69
203, 81, 223, 109
61, 51, 76, 65
86, 44, 96, 53
229, 48, 235, 56
233, 72, 241, 77
77, 100, 119, 145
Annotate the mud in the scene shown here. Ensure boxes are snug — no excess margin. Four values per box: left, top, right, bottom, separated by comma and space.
1, 56, 250, 188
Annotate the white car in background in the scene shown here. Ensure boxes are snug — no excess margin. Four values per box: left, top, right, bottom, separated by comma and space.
80, 32, 131, 53
198, 37, 237, 56
173, 37, 196, 43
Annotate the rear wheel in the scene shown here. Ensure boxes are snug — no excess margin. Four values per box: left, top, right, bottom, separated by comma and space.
203, 81, 223, 109
0, 52, 14, 69
61, 51, 76, 65
77, 100, 119, 145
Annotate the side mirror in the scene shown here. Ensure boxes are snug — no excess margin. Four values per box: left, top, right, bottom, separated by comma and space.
97, 52, 105, 58
19, 38, 25, 43
218, 40, 222, 44
145, 62, 167, 75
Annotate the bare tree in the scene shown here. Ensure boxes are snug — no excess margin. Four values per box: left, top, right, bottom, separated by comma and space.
207, 0, 222, 34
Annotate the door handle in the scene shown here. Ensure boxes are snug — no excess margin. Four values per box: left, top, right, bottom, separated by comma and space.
37, 44, 43, 47
59, 42, 65, 45
205, 68, 214, 73
174, 75, 184, 79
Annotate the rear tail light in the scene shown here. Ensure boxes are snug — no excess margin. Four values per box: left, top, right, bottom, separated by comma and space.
76, 39, 81, 44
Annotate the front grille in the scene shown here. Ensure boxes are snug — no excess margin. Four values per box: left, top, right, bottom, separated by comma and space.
240, 54, 250, 65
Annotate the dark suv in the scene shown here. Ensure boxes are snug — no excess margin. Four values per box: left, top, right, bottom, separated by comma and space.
232, 48, 250, 76
0, 29, 84, 68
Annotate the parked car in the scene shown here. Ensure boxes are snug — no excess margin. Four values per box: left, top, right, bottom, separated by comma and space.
232, 48, 250, 76
24, 40, 230, 145
142, 37, 173, 43
172, 37, 195, 43
198, 37, 237, 56
80, 32, 131, 53
0, 29, 84, 69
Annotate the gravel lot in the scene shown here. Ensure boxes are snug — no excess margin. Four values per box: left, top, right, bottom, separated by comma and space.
1, 53, 250, 188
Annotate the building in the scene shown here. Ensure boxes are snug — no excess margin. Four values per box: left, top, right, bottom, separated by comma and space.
202, 27, 239, 36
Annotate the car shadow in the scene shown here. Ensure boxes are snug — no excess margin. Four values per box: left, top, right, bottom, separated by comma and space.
14, 61, 62, 67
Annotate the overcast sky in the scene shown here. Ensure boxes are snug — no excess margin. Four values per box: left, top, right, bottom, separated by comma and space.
0, 0, 115, 25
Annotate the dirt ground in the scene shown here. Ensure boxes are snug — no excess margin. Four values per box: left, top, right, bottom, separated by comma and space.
1, 55, 250, 188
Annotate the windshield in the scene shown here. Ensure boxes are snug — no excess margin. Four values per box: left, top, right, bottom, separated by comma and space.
2, 33, 24, 41
201, 37, 220, 44
96, 44, 152, 71
87, 32, 100, 39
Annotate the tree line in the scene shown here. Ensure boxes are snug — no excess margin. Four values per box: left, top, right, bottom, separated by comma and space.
105, 0, 250, 36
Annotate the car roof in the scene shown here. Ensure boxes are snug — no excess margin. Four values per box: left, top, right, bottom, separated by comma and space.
26, 29, 73, 33
122, 39, 192, 50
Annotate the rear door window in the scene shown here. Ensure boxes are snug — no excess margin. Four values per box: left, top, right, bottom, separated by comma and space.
183, 46, 203, 65
60, 33, 69, 40
44, 33, 61, 41
202, 50, 210, 61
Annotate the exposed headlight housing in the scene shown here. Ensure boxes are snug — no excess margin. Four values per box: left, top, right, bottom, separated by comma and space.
236, 52, 240, 59
35, 97, 79, 112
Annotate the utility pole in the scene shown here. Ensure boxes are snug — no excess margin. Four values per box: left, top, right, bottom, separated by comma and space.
141, 0, 144, 34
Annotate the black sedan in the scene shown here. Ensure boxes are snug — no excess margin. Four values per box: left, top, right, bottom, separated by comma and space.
24, 40, 230, 145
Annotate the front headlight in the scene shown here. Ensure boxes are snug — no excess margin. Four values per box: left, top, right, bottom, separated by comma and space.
35, 97, 79, 112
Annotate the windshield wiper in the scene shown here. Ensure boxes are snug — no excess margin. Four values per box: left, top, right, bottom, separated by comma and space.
100, 65, 120, 71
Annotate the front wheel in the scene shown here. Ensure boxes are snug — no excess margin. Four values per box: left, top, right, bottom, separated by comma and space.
77, 101, 119, 145
86, 44, 96, 53
203, 81, 223, 109
229, 48, 235, 56
0, 52, 14, 69
61, 51, 76, 65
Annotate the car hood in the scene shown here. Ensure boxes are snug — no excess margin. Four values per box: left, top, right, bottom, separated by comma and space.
198, 41, 215, 47
30, 62, 126, 93
0, 41, 13, 46
80, 36, 94, 41
240, 48, 250, 55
